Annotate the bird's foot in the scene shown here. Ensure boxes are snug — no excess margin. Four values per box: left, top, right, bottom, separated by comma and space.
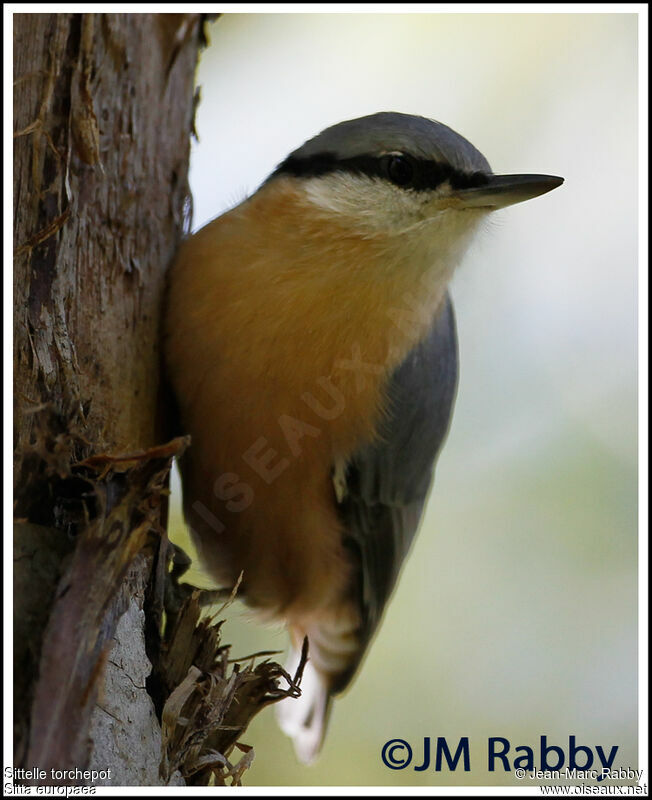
163, 541, 237, 621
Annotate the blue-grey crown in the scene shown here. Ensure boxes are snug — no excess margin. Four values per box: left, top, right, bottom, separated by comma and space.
270, 112, 492, 192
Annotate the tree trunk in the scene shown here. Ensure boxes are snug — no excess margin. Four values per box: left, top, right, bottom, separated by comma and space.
13, 13, 302, 787
13, 12, 195, 785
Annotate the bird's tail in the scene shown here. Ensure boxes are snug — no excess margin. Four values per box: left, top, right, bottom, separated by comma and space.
275, 644, 333, 765
276, 612, 361, 763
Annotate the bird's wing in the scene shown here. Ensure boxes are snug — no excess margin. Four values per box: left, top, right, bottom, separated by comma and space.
334, 293, 459, 690
277, 295, 458, 760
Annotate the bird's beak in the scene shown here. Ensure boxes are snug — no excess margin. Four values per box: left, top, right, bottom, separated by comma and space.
454, 174, 564, 210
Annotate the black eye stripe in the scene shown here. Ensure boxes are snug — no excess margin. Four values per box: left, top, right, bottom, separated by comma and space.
271, 151, 489, 192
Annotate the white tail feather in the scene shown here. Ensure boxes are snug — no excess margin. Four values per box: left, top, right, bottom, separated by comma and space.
276, 647, 330, 765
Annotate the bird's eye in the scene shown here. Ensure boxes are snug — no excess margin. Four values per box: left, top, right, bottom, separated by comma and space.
383, 153, 414, 187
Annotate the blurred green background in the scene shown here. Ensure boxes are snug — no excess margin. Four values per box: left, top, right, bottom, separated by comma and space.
168, 12, 639, 787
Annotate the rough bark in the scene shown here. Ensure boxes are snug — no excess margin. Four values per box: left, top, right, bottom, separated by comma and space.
13, 10, 200, 781
13, 12, 300, 787
13, 14, 305, 785
13, 13, 199, 464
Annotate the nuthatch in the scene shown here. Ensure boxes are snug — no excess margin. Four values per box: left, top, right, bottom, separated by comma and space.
164, 112, 563, 763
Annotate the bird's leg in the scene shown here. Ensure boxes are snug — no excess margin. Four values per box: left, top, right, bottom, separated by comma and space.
163, 541, 236, 624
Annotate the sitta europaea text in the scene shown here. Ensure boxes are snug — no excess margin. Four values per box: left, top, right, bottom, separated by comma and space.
164, 112, 563, 763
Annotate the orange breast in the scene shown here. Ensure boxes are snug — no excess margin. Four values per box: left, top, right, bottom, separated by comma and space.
165, 179, 446, 618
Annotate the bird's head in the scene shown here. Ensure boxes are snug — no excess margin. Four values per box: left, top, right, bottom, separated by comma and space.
265, 112, 563, 273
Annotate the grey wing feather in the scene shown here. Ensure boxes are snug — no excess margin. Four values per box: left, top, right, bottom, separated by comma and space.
335, 293, 458, 690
